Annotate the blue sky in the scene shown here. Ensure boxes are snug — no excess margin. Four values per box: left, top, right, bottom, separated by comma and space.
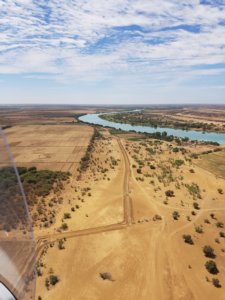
0, 0, 225, 105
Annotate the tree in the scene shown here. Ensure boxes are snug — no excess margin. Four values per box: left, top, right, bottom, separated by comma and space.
182, 234, 194, 245
219, 232, 225, 238
216, 222, 224, 228
45, 278, 50, 289
205, 260, 219, 274
49, 275, 59, 286
61, 223, 68, 230
212, 278, 221, 288
165, 190, 174, 197
174, 159, 184, 167
172, 211, 180, 220
217, 188, 223, 195
195, 226, 203, 234
203, 246, 216, 258
58, 239, 65, 250
193, 202, 200, 210
64, 212, 71, 219
137, 168, 142, 174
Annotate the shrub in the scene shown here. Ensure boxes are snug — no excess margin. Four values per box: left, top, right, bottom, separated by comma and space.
64, 213, 71, 219
185, 183, 201, 199
216, 222, 224, 228
219, 232, 225, 238
61, 223, 68, 230
172, 147, 179, 153
165, 190, 175, 197
137, 168, 142, 174
49, 275, 59, 286
45, 278, 50, 289
210, 213, 216, 219
217, 188, 223, 195
182, 234, 194, 245
212, 278, 221, 288
193, 202, 200, 210
174, 159, 184, 167
58, 239, 65, 250
153, 214, 162, 221
205, 260, 219, 274
204, 219, 210, 224
100, 272, 112, 281
195, 226, 203, 234
203, 246, 216, 258
172, 211, 180, 220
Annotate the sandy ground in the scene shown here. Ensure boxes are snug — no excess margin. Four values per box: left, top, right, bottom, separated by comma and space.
1, 109, 225, 299
34, 134, 225, 300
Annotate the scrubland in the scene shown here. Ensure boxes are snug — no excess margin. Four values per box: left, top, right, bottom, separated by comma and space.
1, 109, 225, 300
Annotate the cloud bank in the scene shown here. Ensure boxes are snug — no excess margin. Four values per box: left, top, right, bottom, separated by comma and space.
0, 0, 225, 103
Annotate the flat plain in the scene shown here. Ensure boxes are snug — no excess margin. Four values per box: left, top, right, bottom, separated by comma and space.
1, 105, 225, 300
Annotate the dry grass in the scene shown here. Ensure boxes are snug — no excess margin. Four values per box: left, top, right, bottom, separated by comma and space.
195, 150, 225, 179
4, 125, 93, 176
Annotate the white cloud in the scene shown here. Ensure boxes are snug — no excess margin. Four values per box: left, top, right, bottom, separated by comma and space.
0, 0, 225, 85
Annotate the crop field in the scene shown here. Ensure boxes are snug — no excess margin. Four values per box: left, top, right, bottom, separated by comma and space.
195, 150, 225, 179
4, 125, 93, 176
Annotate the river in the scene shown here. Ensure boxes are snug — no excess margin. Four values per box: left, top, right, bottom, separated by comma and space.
79, 112, 225, 145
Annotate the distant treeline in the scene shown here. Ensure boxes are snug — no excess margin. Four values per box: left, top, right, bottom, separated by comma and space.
101, 112, 225, 133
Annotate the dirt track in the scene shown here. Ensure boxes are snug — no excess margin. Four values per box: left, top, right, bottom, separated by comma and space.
36, 136, 134, 255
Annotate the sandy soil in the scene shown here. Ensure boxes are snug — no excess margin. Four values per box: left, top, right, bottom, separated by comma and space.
35, 134, 225, 300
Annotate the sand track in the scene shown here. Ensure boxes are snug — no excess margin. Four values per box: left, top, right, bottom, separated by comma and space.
36, 136, 134, 255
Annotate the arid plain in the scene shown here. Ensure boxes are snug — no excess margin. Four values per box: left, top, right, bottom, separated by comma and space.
1, 105, 225, 300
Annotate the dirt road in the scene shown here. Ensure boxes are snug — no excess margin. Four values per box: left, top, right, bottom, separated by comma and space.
36, 136, 134, 254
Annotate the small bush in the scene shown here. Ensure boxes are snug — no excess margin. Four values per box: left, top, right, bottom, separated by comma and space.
203, 246, 216, 258
49, 275, 59, 286
137, 168, 142, 174
216, 222, 224, 228
182, 234, 194, 245
210, 213, 216, 219
217, 188, 223, 195
195, 225, 203, 234
174, 159, 184, 167
61, 223, 68, 230
212, 278, 221, 288
100, 272, 113, 281
58, 239, 65, 250
64, 213, 71, 219
45, 278, 50, 289
153, 214, 162, 221
172, 211, 180, 220
219, 231, 225, 238
165, 190, 175, 197
205, 260, 219, 274
193, 202, 200, 210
